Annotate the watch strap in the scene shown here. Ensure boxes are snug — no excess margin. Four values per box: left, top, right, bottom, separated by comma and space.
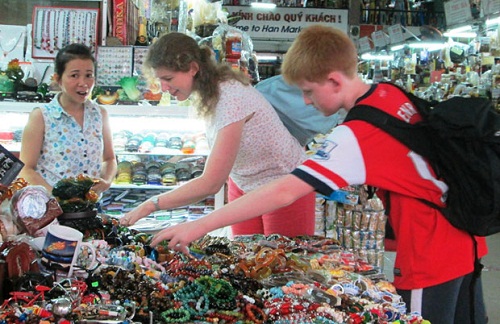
150, 196, 161, 211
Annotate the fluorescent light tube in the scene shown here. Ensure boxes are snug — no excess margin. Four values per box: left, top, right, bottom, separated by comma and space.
360, 53, 394, 61
390, 44, 405, 51
250, 2, 277, 8
443, 32, 477, 38
486, 17, 500, 26
408, 42, 445, 51
446, 25, 472, 33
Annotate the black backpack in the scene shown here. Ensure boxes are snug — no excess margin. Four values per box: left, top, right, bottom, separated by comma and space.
344, 83, 500, 237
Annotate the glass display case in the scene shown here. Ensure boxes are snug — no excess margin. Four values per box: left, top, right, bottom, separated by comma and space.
0, 101, 224, 218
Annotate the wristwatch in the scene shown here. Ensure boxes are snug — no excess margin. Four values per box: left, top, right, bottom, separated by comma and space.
150, 196, 161, 212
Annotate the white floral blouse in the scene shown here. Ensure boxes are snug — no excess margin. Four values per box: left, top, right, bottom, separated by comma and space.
35, 94, 104, 186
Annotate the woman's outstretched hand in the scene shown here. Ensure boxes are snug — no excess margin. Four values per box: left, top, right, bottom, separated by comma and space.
150, 220, 209, 254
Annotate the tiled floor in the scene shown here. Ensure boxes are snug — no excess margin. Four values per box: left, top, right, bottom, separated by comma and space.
383, 233, 500, 322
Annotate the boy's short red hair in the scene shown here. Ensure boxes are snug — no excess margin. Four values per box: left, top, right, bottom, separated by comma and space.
282, 25, 358, 84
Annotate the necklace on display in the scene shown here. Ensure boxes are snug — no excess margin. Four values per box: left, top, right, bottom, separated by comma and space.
88, 12, 97, 52
34, 9, 43, 49
47, 10, 55, 54
52, 10, 60, 52
41, 10, 51, 51
0, 31, 24, 58
85, 12, 92, 48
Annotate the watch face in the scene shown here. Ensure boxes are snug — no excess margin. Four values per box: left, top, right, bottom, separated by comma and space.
152, 196, 160, 211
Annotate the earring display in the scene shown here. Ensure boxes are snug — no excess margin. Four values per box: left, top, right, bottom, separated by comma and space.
32, 6, 99, 59
133, 46, 149, 92
133, 46, 148, 77
96, 46, 134, 87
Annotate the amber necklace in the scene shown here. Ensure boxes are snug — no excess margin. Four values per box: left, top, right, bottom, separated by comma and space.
0, 31, 24, 58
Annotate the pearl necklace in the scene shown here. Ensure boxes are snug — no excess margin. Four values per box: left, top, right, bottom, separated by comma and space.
0, 30, 25, 58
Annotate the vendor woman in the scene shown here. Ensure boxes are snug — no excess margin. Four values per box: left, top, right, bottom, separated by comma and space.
19, 43, 116, 195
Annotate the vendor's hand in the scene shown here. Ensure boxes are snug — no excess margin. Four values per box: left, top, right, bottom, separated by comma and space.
150, 220, 208, 254
91, 178, 111, 195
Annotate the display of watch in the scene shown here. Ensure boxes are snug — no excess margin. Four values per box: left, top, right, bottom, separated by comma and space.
150, 195, 161, 212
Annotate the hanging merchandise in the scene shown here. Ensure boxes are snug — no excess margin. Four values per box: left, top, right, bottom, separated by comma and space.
210, 24, 259, 81
149, 0, 189, 41
0, 25, 26, 68
31, 6, 99, 59
323, 185, 387, 269
449, 45, 465, 64
225, 29, 242, 60
188, 0, 227, 37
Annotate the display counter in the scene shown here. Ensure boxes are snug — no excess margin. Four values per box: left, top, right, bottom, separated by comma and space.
0, 101, 224, 213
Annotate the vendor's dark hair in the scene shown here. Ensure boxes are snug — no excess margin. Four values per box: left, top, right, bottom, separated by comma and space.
145, 32, 250, 117
54, 43, 95, 76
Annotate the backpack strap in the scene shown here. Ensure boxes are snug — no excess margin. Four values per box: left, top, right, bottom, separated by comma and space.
344, 105, 439, 167
344, 105, 446, 212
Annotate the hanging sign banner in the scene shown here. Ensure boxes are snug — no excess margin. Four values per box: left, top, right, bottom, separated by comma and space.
358, 36, 371, 53
444, 0, 472, 27
371, 30, 387, 48
387, 24, 404, 44
224, 6, 348, 40
481, 0, 500, 16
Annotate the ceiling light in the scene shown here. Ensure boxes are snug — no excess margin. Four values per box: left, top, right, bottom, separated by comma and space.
446, 25, 472, 34
256, 55, 280, 61
443, 32, 477, 38
390, 44, 405, 51
486, 17, 500, 26
250, 2, 277, 8
360, 53, 394, 61
408, 42, 445, 51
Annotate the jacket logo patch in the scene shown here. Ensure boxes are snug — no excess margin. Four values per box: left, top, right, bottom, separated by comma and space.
313, 140, 338, 160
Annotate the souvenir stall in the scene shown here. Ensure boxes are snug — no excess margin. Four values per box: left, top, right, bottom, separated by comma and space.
0, 174, 432, 324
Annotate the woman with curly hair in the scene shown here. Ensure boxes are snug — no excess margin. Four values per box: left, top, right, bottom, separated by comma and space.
121, 32, 316, 238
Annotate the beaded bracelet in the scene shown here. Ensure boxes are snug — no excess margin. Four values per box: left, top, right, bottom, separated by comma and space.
160, 308, 191, 323
195, 294, 210, 315
174, 282, 204, 301
245, 303, 267, 323
207, 279, 237, 306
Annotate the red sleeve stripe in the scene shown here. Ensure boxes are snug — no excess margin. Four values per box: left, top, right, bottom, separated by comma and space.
301, 159, 349, 189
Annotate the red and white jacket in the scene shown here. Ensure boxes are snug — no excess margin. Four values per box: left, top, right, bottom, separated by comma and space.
292, 82, 487, 290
